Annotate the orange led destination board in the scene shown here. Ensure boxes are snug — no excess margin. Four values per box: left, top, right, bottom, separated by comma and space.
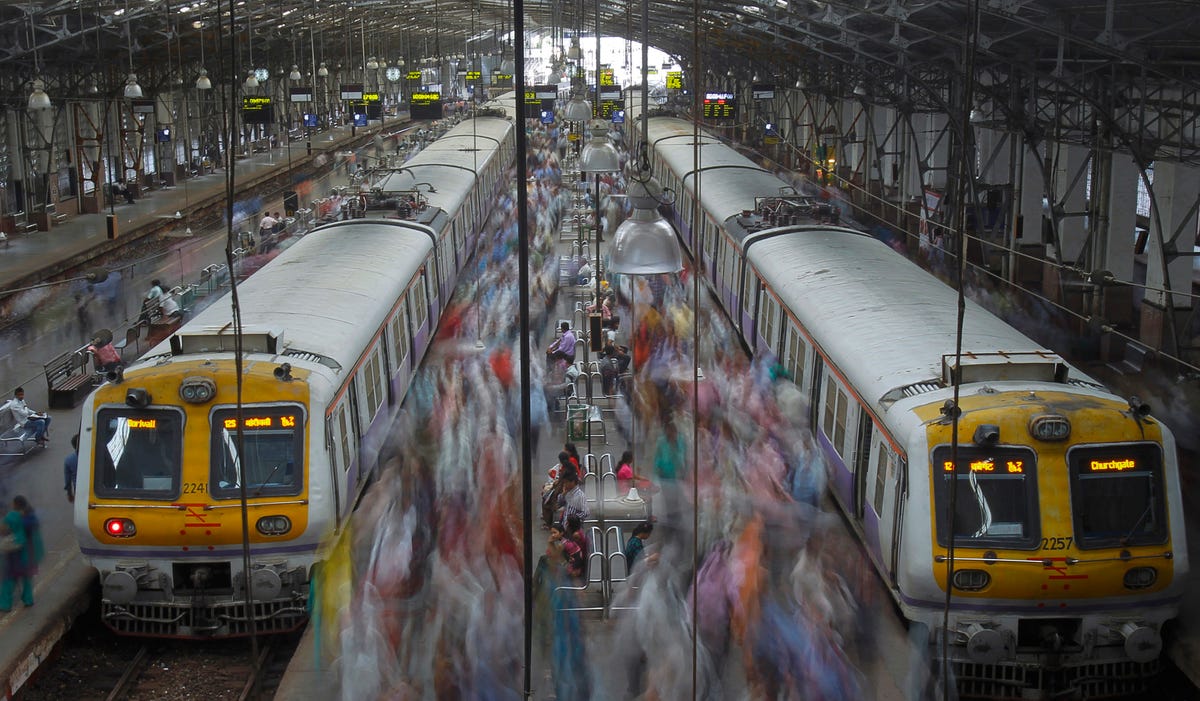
942, 459, 1024, 474
222, 415, 297, 430
1088, 458, 1137, 472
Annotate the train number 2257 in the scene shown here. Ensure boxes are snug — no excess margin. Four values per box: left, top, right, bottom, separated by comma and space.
1041, 536, 1073, 551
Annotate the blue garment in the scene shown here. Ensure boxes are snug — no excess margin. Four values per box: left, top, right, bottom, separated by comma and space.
0, 509, 43, 609
64, 451, 78, 495
624, 535, 645, 570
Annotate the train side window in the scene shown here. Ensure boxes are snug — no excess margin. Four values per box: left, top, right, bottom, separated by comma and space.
760, 294, 778, 351
743, 270, 759, 312
834, 387, 849, 455
335, 403, 353, 471
873, 443, 895, 515
821, 377, 849, 459
390, 301, 411, 369
410, 269, 429, 329
362, 344, 385, 418
785, 324, 807, 390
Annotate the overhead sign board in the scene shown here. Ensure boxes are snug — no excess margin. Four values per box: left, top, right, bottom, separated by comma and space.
340, 83, 364, 100
241, 96, 274, 124
493, 72, 514, 88
410, 91, 442, 119
702, 91, 736, 119
289, 86, 313, 103
666, 71, 682, 90
406, 70, 422, 81
466, 70, 482, 81
362, 92, 381, 103
751, 83, 776, 100
599, 68, 616, 86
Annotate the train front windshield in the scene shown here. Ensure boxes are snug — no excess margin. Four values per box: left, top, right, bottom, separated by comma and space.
94, 409, 184, 498
1069, 443, 1167, 549
210, 406, 305, 498
933, 446, 1039, 548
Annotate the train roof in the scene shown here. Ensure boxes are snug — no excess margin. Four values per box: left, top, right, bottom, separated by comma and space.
643, 115, 791, 238
398, 117, 513, 214
744, 227, 1098, 411
146, 220, 434, 371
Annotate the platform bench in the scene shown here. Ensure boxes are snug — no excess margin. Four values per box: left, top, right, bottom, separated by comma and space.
0, 410, 37, 457
44, 347, 97, 409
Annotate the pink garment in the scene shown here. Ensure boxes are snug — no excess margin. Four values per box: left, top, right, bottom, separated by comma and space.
616, 462, 633, 495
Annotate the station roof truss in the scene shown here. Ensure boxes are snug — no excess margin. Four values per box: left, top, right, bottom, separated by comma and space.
0, 0, 1196, 163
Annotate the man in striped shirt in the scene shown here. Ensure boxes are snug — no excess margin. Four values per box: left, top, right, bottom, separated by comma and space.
558, 472, 589, 529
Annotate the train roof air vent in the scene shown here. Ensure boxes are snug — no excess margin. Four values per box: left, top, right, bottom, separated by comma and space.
281, 349, 342, 371
170, 327, 282, 355
942, 351, 1068, 386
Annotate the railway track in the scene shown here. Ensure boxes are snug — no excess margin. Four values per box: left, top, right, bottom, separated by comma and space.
21, 608, 299, 701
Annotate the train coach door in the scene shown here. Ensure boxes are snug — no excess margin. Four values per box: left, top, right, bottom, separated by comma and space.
851, 409, 873, 520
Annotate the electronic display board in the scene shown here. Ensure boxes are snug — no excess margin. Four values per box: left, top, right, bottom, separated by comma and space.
290, 86, 313, 103
666, 71, 683, 90
493, 72, 514, 88
524, 85, 555, 118
410, 91, 443, 119
222, 414, 298, 430
362, 92, 380, 103
594, 85, 623, 119
406, 71, 422, 81
751, 83, 776, 100
241, 96, 274, 124
702, 91, 736, 120
465, 70, 482, 81
340, 83, 364, 100
131, 99, 155, 114
599, 68, 615, 86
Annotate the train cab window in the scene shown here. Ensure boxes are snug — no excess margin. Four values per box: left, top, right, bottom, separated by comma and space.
210, 405, 305, 499
94, 409, 184, 498
932, 446, 1039, 548
1068, 443, 1167, 549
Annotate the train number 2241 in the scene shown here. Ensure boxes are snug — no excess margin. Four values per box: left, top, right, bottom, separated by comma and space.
1041, 536, 1073, 551
183, 482, 208, 494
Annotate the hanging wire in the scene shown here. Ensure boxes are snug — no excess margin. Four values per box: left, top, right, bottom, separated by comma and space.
690, 0, 702, 696
220, 0, 261, 675
941, 0, 981, 697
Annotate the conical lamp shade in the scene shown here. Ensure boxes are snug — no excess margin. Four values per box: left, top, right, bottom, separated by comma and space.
609, 208, 683, 275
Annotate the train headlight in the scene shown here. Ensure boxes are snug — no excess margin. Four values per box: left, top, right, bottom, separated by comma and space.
256, 515, 292, 536
1123, 567, 1157, 589
104, 518, 137, 537
1029, 414, 1070, 441
952, 569, 991, 591
179, 376, 216, 404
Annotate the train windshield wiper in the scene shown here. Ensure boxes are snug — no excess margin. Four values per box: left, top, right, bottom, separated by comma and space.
252, 464, 283, 498
1120, 503, 1153, 546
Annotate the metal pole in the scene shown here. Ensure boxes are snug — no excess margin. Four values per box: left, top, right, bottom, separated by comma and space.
514, 2, 534, 698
